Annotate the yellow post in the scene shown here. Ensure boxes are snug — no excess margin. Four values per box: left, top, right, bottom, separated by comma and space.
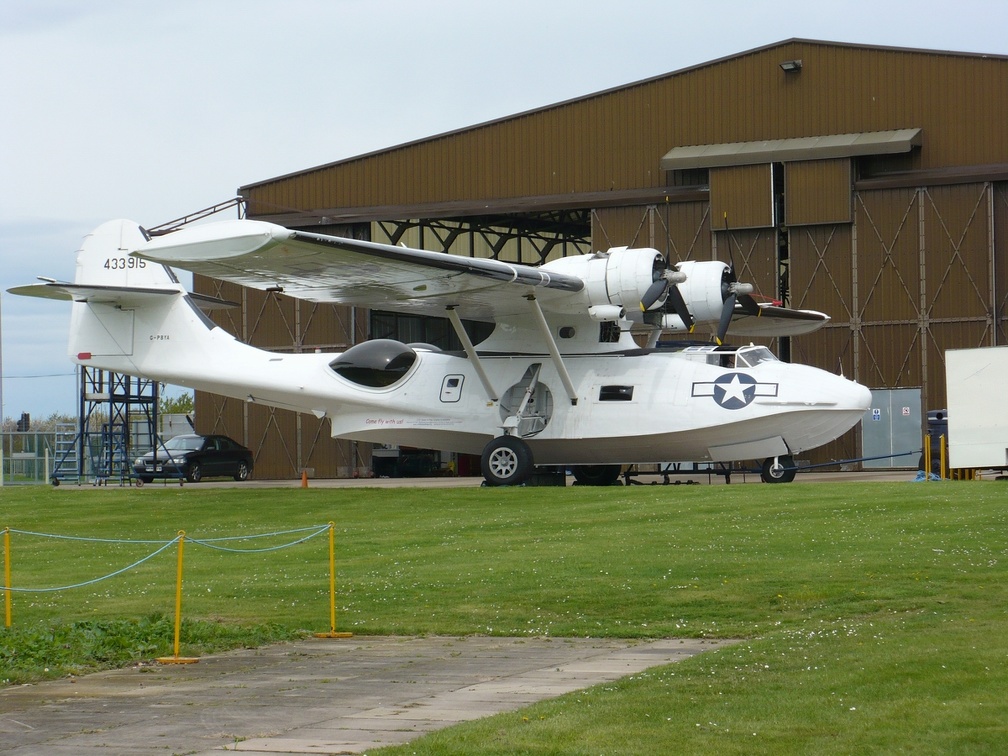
315, 522, 352, 639
923, 433, 932, 480
4, 527, 11, 628
158, 531, 199, 664
939, 434, 947, 480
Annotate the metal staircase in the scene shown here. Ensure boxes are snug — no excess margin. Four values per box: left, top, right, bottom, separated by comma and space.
92, 422, 130, 486
51, 422, 81, 484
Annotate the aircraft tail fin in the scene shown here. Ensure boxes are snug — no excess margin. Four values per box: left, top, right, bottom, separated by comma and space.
10, 220, 237, 376
10, 220, 182, 302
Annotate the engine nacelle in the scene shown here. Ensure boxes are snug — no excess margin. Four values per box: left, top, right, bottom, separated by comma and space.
541, 251, 733, 329
671, 260, 731, 324
541, 247, 665, 320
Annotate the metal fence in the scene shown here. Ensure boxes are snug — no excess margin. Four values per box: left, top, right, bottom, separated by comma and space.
0, 431, 60, 485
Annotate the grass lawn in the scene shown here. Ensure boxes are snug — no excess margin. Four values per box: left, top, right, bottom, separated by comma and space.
2, 479, 1006, 753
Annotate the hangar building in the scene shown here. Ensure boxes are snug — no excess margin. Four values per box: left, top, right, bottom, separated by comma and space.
195, 38, 1008, 478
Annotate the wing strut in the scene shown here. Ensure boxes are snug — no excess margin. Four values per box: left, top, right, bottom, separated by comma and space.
445, 306, 499, 402
525, 295, 579, 406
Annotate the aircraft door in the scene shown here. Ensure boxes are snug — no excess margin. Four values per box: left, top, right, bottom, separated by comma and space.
440, 375, 464, 402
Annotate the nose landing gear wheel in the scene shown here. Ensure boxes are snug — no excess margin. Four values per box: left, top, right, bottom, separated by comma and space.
761, 455, 796, 483
481, 436, 534, 486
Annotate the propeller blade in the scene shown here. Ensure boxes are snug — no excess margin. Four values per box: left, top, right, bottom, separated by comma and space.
738, 292, 761, 316
639, 278, 668, 311
716, 292, 737, 345
665, 284, 694, 329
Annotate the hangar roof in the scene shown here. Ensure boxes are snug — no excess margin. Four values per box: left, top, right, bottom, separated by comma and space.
239, 38, 1008, 227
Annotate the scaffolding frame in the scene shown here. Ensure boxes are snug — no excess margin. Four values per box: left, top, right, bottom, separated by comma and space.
51, 367, 159, 486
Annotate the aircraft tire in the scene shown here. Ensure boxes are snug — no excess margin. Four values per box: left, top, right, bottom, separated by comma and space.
761, 455, 796, 483
571, 464, 622, 486
481, 436, 534, 486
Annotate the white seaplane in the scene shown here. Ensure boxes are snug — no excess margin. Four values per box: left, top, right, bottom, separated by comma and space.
10, 219, 871, 485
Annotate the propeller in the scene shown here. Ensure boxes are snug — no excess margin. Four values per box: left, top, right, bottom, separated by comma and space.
664, 283, 694, 329
714, 266, 757, 345
640, 256, 688, 317
713, 213, 762, 345
639, 276, 668, 311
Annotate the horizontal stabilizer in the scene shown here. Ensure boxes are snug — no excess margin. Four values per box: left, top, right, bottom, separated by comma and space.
8, 281, 236, 310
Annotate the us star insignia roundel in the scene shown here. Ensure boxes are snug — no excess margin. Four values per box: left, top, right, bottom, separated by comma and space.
691, 372, 778, 410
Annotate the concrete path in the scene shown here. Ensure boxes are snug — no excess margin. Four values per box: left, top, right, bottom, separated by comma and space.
0, 635, 730, 755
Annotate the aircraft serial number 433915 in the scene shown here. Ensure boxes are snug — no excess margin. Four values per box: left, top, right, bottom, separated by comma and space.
11, 219, 870, 486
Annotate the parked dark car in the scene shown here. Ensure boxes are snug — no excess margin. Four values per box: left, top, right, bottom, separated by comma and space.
133, 434, 253, 484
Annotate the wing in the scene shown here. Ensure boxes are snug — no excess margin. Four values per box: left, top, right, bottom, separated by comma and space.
136, 220, 584, 321
729, 303, 830, 337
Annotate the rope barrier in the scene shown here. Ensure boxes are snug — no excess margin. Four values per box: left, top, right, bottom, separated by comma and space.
187, 525, 331, 553
1, 525, 351, 645
2, 526, 332, 588
3, 536, 180, 593
5, 528, 170, 545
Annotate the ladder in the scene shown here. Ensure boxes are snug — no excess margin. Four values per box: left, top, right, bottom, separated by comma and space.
92, 423, 130, 486
51, 422, 81, 485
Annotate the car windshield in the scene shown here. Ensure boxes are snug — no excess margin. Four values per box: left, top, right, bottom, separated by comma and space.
164, 436, 203, 451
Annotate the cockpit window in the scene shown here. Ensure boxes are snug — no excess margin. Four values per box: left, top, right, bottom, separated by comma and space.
329, 340, 417, 387
708, 352, 736, 368
736, 346, 778, 368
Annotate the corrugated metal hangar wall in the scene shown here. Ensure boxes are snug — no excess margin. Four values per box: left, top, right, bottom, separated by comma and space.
196, 39, 1008, 478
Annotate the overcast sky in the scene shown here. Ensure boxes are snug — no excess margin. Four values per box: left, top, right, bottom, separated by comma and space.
2, 0, 1007, 421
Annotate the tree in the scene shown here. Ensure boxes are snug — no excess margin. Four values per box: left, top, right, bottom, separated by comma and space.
159, 391, 194, 416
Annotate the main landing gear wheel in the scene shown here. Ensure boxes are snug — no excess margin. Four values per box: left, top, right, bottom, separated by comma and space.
761, 455, 796, 483
571, 464, 622, 486
481, 436, 534, 486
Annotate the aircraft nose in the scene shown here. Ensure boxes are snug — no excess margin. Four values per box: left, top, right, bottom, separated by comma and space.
848, 379, 872, 411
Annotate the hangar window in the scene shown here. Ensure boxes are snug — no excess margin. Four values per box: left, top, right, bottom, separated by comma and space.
329, 340, 417, 388
667, 167, 709, 188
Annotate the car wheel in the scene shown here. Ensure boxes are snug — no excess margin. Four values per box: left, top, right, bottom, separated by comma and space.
480, 436, 534, 486
761, 455, 796, 483
187, 463, 202, 483
234, 461, 251, 481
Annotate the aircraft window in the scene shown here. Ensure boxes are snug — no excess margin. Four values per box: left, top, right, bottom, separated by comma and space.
599, 385, 634, 401
329, 339, 417, 388
736, 347, 778, 367
709, 353, 736, 368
